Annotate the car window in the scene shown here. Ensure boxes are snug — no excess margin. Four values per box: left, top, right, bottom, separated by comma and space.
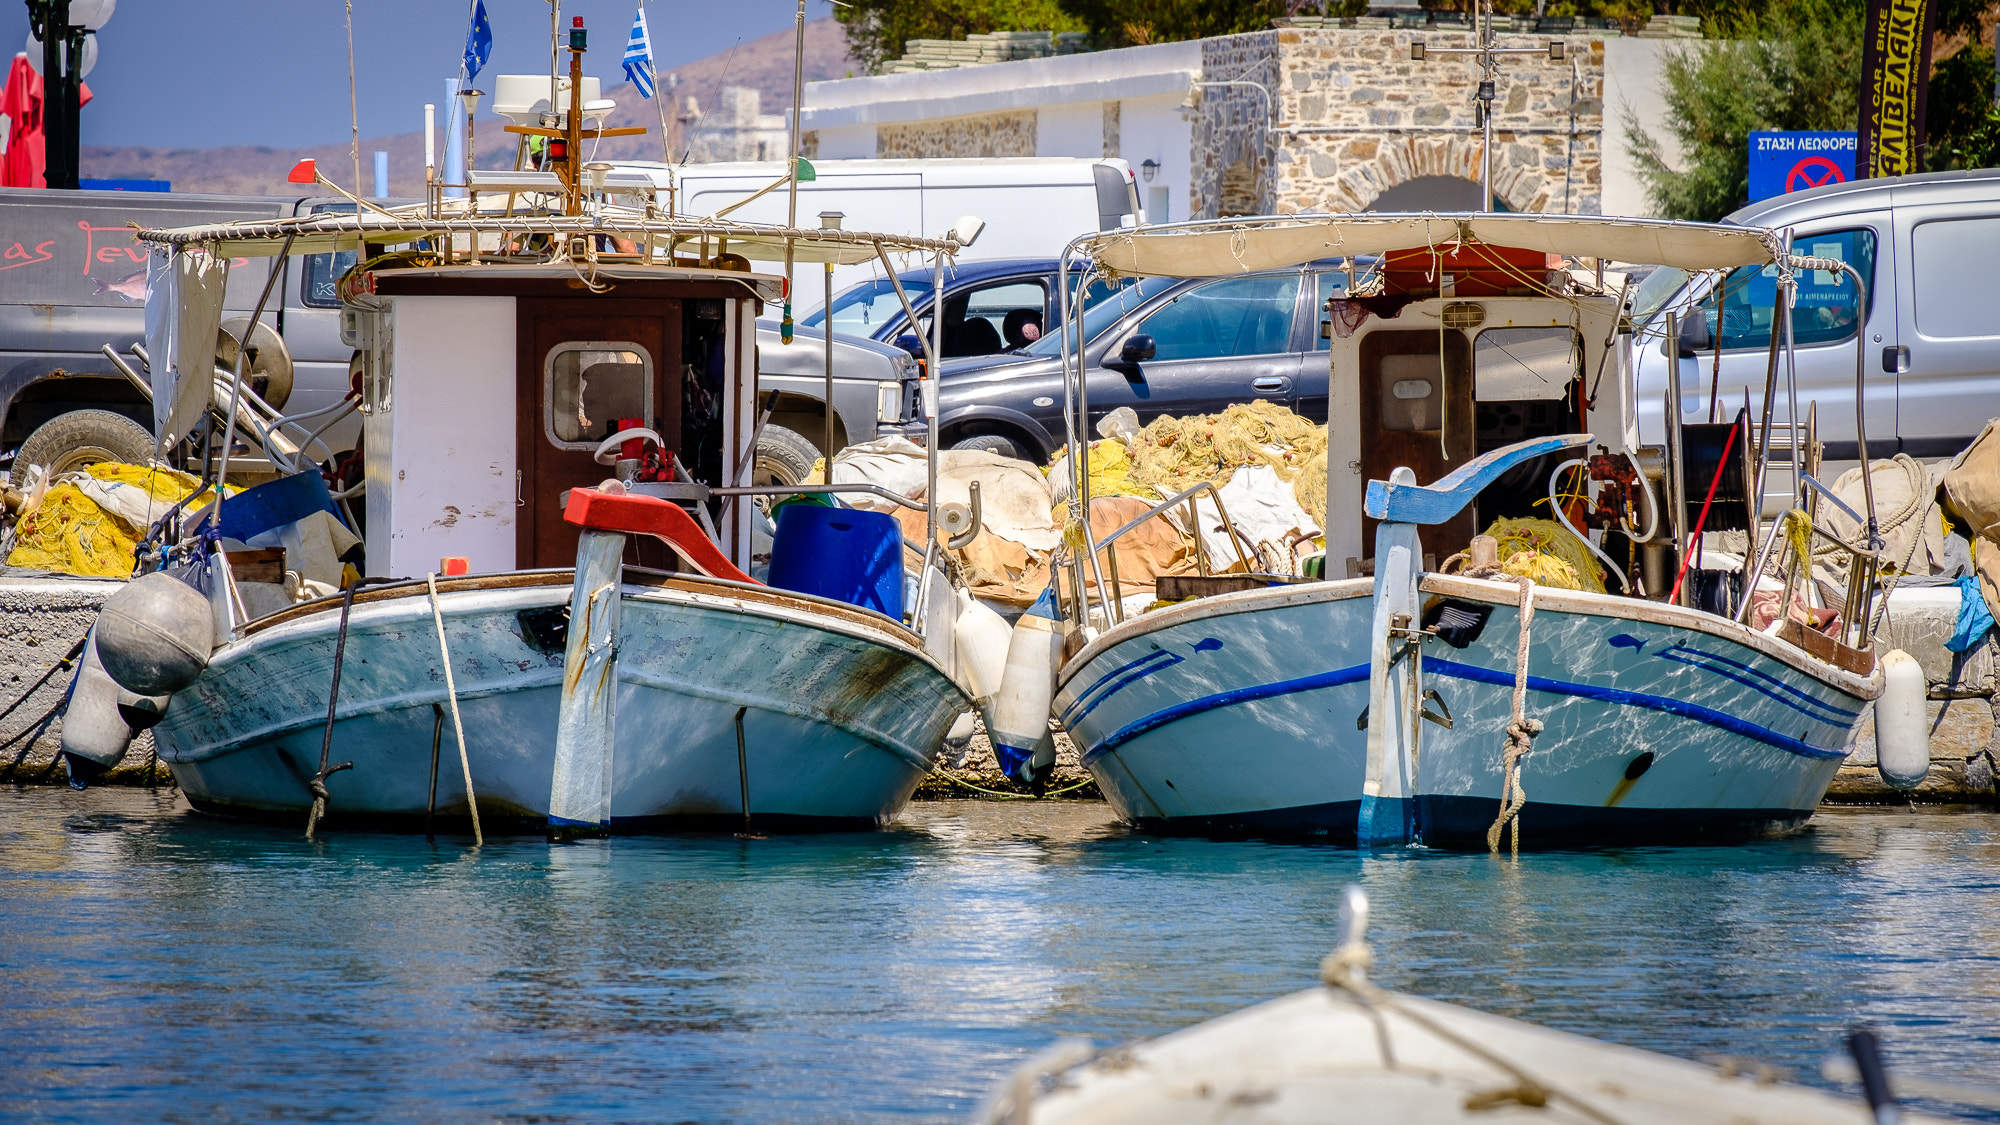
1024, 276, 1177, 356
1913, 216, 2000, 338
962, 280, 1048, 352
1629, 265, 1687, 329
1695, 228, 1876, 351
301, 203, 358, 309
1137, 274, 1300, 361
807, 276, 933, 335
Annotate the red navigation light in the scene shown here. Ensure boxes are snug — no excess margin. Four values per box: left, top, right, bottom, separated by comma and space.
287, 159, 318, 185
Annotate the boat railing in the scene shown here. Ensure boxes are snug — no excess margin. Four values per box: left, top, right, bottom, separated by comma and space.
1075, 479, 1254, 626
709, 483, 927, 513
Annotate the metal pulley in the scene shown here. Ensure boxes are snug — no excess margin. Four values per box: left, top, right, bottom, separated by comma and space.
215, 317, 296, 411
939, 480, 983, 549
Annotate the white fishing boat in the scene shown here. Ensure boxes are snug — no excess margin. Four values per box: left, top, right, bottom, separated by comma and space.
61, 21, 990, 834
1047, 213, 1910, 846
976, 887, 1958, 1124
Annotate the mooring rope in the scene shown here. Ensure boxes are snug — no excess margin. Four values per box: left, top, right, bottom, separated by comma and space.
1486, 575, 1542, 856
427, 573, 482, 847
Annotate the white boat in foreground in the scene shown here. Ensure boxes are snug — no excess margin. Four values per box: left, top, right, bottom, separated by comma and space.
1047, 213, 1908, 847
981, 888, 1954, 1125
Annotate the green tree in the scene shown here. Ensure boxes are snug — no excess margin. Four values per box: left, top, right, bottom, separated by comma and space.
1627, 0, 2000, 221
835, 0, 1085, 74
1056, 0, 1283, 48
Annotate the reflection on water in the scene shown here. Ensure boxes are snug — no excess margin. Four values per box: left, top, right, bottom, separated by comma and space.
2, 789, 1997, 1123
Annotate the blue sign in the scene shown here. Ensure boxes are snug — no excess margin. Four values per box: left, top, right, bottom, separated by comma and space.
1748, 132, 1857, 202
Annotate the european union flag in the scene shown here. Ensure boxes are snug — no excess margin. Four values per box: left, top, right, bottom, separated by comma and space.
623, 7, 656, 99
463, 0, 493, 80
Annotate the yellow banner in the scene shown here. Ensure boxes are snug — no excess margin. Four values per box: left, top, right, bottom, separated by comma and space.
1860, 0, 1934, 178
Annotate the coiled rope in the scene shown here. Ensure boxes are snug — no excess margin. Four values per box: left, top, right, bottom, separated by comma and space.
1486, 576, 1542, 856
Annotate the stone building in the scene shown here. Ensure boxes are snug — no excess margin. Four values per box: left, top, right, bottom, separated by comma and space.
681, 86, 791, 164
802, 27, 1683, 221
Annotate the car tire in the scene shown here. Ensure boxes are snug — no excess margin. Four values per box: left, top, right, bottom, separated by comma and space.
14, 410, 155, 478
951, 432, 1025, 460
754, 424, 821, 487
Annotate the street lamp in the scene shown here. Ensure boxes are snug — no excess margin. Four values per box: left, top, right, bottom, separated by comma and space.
25, 0, 116, 190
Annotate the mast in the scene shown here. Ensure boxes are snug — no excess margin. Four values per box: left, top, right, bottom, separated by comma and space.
781, 0, 806, 342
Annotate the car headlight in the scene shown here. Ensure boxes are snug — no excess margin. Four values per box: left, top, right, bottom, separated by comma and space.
877, 380, 904, 424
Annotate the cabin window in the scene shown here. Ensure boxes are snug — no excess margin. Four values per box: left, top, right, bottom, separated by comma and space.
545, 342, 654, 449
1474, 327, 1580, 401
1378, 353, 1443, 431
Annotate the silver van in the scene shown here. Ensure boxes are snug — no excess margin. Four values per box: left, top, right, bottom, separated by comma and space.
0, 187, 359, 474
1632, 169, 2000, 498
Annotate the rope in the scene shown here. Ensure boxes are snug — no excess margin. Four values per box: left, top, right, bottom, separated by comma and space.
1808, 454, 1930, 565
927, 768, 1095, 799
1486, 576, 1542, 856
305, 577, 392, 839
428, 573, 482, 846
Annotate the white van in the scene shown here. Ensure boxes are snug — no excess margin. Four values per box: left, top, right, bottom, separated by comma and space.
1632, 169, 2000, 504
619, 157, 1141, 307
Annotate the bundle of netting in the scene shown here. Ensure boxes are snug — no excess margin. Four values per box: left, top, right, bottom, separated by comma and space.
1126, 401, 1327, 506
1481, 516, 1606, 594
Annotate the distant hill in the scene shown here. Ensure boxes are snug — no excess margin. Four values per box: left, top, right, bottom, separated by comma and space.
78, 19, 856, 197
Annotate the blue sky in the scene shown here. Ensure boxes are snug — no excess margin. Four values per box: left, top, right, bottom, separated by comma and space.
4, 0, 805, 149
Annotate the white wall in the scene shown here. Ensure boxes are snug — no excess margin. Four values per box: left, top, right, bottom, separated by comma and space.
816, 122, 877, 159
1036, 103, 1102, 158
1117, 93, 1193, 223
1602, 38, 1689, 219
373, 296, 518, 577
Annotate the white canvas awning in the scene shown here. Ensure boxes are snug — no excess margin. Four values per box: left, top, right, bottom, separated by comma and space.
134, 204, 959, 266
1080, 213, 1783, 278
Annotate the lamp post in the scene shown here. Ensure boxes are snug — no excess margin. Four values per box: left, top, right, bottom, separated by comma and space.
25, 0, 115, 190
1409, 0, 1562, 211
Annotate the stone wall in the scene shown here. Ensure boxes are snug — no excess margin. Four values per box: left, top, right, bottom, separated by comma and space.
0, 579, 164, 786
877, 110, 1038, 158
1190, 28, 1605, 219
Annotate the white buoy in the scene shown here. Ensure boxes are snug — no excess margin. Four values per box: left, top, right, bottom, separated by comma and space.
1876, 648, 1930, 790
984, 587, 1063, 785
95, 571, 214, 697
60, 633, 138, 784
952, 589, 1011, 705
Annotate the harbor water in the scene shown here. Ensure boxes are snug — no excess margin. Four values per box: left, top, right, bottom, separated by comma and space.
3, 787, 1997, 1123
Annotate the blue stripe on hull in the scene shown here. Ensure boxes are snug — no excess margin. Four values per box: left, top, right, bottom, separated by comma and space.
1421, 657, 1848, 761
1086, 663, 1370, 760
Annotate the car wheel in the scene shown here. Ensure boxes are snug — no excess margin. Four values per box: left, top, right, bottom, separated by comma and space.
753, 424, 821, 487
951, 432, 1025, 460
14, 410, 155, 478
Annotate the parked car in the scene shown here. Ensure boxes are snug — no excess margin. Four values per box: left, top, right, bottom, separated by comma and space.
1632, 168, 2000, 503
878, 262, 1356, 462
803, 257, 1141, 360
0, 187, 362, 475
751, 320, 916, 478
621, 158, 1142, 302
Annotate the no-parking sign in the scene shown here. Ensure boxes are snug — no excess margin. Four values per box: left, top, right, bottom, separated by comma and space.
1748, 132, 1857, 202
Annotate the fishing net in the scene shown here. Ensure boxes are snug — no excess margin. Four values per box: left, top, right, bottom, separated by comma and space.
1127, 401, 1326, 500
1482, 516, 1605, 594
6, 463, 213, 578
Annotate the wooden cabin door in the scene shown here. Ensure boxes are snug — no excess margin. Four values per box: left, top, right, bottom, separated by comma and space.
517, 298, 682, 569
1358, 329, 1475, 564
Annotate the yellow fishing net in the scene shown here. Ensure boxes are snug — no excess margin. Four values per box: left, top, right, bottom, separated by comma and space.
1483, 516, 1605, 594
1126, 401, 1327, 503
7, 463, 214, 578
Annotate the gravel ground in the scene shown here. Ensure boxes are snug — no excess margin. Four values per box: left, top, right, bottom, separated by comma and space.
912, 714, 1101, 800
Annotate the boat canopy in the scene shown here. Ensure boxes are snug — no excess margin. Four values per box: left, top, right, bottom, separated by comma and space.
1078, 213, 1783, 278
132, 203, 960, 265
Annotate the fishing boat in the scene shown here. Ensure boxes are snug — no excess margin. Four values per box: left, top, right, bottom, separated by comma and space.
63, 22, 987, 834
975, 887, 1956, 1124
1047, 213, 1905, 846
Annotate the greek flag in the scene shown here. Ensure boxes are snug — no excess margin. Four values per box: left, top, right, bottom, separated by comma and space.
623, 8, 656, 99
462, 0, 493, 80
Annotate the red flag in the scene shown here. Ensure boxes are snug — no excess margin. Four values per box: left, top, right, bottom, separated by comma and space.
1, 54, 44, 190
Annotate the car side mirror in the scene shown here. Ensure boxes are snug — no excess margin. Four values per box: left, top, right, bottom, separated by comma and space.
1675, 308, 1710, 357
1118, 334, 1156, 364
894, 333, 924, 358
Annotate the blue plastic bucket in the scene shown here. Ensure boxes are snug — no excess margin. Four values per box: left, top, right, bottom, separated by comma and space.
766, 505, 905, 619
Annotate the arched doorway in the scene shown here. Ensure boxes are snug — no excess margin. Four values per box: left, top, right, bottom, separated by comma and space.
1364, 175, 1511, 213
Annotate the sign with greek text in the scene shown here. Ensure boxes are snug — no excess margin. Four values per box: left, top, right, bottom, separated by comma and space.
1747, 132, 1857, 202
1858, 0, 1935, 178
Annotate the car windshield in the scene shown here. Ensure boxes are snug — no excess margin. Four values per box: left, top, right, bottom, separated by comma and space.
1024, 276, 1177, 356
803, 276, 933, 334
1629, 265, 1688, 332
